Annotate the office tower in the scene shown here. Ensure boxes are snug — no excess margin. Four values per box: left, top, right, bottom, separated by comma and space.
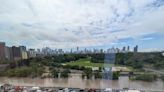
76, 46, 79, 53
122, 46, 126, 52
127, 46, 130, 51
0, 42, 6, 61
70, 49, 73, 53
134, 45, 138, 53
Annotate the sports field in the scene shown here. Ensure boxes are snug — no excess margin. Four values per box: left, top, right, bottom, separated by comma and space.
65, 58, 113, 68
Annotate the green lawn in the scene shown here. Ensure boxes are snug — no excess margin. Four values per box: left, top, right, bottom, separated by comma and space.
65, 58, 113, 68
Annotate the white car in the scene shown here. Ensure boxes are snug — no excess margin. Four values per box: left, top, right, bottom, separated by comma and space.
31, 86, 40, 91
104, 88, 112, 92
36, 89, 42, 92
63, 88, 69, 92
125, 90, 141, 92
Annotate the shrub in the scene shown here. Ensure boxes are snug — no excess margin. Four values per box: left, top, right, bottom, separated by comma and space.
134, 73, 157, 82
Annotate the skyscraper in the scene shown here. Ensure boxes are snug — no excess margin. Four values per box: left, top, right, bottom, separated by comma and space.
77, 46, 79, 53
134, 45, 138, 53
122, 46, 126, 52
127, 46, 130, 51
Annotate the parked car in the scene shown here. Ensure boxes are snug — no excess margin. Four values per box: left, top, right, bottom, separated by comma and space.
104, 88, 112, 92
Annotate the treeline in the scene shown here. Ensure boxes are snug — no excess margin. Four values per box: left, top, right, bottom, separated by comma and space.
90, 53, 105, 63
115, 52, 164, 69
1, 52, 164, 68
89, 52, 164, 69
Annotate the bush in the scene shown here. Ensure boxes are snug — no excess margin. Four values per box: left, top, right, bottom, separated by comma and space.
52, 69, 59, 78
5, 66, 44, 77
134, 73, 157, 82
94, 71, 102, 79
83, 68, 93, 79
82, 73, 86, 79
112, 71, 120, 80
60, 69, 71, 78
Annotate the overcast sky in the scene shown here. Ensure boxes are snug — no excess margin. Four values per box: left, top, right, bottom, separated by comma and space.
0, 0, 164, 51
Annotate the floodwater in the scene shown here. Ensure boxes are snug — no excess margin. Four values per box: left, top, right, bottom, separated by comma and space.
0, 74, 163, 91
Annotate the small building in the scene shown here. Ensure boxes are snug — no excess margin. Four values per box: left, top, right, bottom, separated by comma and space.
92, 67, 99, 71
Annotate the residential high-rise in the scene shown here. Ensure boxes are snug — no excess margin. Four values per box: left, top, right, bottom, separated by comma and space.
5, 46, 13, 61
20, 46, 26, 51
9, 47, 14, 61
12, 46, 22, 61
19, 46, 28, 59
0, 42, 6, 61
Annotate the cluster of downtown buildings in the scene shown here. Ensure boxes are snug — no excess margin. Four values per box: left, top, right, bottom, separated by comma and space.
0, 42, 138, 62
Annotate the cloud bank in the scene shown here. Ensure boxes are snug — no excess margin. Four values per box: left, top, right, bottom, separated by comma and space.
0, 0, 164, 49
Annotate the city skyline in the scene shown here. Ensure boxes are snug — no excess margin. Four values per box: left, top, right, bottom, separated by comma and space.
0, 41, 140, 62
0, 0, 164, 51
0, 41, 139, 52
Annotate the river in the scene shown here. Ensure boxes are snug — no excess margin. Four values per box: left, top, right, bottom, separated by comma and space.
0, 74, 163, 91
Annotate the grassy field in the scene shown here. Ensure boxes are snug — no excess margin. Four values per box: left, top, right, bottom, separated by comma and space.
65, 58, 113, 68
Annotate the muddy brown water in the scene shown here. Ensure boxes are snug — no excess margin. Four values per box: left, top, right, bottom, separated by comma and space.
0, 74, 163, 91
